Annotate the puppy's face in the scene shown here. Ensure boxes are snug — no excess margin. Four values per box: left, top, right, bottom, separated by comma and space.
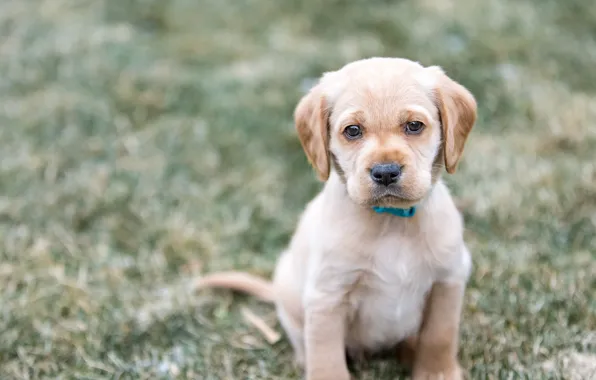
295, 58, 477, 208
327, 63, 443, 207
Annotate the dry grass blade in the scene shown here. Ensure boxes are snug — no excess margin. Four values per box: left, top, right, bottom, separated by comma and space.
241, 307, 281, 345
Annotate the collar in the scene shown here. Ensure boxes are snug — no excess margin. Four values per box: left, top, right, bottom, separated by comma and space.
372, 205, 417, 218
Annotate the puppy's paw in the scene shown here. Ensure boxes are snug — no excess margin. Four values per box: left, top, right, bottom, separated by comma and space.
412, 363, 463, 380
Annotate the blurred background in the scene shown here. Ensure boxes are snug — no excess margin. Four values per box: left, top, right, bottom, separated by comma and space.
0, 0, 595, 378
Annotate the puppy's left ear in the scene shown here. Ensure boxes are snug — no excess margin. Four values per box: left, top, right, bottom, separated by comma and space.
431, 67, 477, 174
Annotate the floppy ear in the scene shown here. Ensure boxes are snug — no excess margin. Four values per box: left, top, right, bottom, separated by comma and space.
433, 69, 477, 174
294, 85, 330, 181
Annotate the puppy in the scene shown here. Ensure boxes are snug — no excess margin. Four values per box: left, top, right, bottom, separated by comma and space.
197, 57, 477, 380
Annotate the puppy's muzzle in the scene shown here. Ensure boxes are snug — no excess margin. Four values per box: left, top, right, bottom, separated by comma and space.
370, 163, 401, 186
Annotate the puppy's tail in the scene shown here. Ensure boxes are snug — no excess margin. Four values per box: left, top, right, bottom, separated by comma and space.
195, 271, 275, 303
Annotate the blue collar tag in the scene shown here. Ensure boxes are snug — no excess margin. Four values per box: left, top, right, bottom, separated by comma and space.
372, 206, 416, 218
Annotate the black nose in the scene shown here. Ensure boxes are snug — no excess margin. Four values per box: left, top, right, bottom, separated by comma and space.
370, 163, 401, 186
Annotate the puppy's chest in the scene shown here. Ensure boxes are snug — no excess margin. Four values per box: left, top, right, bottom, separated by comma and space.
346, 236, 434, 292
344, 242, 434, 350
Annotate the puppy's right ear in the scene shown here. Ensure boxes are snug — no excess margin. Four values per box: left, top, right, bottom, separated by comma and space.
294, 85, 330, 181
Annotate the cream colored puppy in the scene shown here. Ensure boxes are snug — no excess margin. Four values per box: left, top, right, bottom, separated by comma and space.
197, 57, 477, 380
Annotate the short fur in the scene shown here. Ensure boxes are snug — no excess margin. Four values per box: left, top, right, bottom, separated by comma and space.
196, 57, 477, 380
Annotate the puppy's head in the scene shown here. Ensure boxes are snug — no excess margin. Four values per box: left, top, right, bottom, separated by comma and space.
295, 57, 477, 208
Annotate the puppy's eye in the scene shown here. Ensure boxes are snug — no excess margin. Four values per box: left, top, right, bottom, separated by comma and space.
405, 121, 424, 134
343, 125, 363, 139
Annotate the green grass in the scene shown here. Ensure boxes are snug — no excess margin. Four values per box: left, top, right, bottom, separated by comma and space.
0, 0, 595, 378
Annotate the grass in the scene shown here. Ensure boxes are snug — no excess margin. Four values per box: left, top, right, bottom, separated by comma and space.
0, 0, 595, 378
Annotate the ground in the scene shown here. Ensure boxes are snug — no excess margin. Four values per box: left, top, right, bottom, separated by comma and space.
0, 0, 595, 379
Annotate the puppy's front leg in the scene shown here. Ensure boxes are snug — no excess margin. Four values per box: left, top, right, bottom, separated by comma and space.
304, 296, 350, 380
413, 282, 465, 380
